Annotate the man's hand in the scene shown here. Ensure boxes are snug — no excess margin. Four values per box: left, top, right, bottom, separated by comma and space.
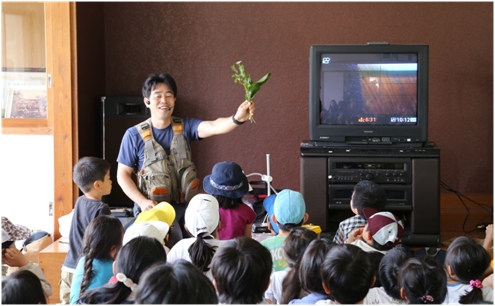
2, 245, 29, 267
346, 227, 364, 244
233, 100, 256, 123
140, 199, 158, 211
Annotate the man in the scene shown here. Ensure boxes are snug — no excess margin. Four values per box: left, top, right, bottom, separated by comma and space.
116, 73, 255, 241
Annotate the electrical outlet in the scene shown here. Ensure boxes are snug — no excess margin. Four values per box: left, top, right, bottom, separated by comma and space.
48, 202, 53, 216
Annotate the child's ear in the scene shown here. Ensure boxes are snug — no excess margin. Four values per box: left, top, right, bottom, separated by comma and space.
271, 214, 278, 225
212, 279, 218, 291
303, 213, 309, 224
370, 275, 376, 288
400, 287, 407, 299
446, 264, 455, 277
322, 281, 331, 294
363, 230, 373, 243
112, 261, 117, 275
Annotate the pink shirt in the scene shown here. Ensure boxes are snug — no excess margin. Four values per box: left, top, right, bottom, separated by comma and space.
218, 203, 257, 240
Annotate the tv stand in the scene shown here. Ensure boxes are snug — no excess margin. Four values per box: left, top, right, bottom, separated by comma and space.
300, 141, 440, 246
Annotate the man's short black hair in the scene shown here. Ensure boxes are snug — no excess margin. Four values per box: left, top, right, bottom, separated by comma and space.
142, 73, 177, 98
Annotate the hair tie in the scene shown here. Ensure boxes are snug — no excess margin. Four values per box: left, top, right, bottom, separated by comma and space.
470, 279, 483, 289
116, 273, 138, 292
420, 295, 434, 303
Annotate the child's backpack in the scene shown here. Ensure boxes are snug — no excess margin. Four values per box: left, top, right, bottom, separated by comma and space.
135, 117, 199, 205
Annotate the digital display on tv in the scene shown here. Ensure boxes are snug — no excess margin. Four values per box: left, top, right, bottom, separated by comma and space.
319, 53, 418, 126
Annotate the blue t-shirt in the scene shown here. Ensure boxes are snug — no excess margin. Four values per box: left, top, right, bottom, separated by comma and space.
117, 117, 202, 171
69, 256, 114, 304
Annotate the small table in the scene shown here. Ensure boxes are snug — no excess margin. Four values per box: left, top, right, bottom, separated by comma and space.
39, 238, 70, 304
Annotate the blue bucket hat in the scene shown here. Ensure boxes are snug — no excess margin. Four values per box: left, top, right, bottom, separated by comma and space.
203, 161, 249, 198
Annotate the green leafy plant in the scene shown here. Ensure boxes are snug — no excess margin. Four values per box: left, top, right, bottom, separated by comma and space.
231, 61, 271, 123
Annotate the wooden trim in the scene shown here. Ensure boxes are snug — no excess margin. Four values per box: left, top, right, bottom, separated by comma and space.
70, 3, 79, 206
49, 2, 74, 241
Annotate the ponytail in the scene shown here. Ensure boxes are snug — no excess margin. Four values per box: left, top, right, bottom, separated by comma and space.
281, 264, 302, 304
188, 233, 217, 272
459, 279, 484, 304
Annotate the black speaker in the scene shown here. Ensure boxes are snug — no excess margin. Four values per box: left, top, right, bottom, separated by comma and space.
101, 96, 150, 208
410, 158, 440, 234
300, 156, 329, 231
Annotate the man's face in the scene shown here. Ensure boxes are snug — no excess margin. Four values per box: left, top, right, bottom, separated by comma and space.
146, 83, 176, 120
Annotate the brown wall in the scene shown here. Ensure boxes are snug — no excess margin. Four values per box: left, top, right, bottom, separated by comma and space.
77, 2, 493, 195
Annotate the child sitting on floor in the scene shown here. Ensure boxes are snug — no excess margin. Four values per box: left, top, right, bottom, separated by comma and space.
211, 236, 272, 304
398, 256, 447, 304
289, 238, 336, 304
77, 236, 166, 304
316, 244, 375, 304
166, 194, 223, 281
203, 161, 256, 240
264, 227, 317, 304
69, 215, 124, 304
333, 180, 386, 244
261, 189, 309, 272
444, 236, 493, 304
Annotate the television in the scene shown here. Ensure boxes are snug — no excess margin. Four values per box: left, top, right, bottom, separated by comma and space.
309, 44, 429, 146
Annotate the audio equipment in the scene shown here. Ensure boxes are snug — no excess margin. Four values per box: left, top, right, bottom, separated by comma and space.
300, 142, 440, 245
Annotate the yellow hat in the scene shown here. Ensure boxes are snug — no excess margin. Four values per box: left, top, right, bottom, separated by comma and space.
135, 202, 176, 226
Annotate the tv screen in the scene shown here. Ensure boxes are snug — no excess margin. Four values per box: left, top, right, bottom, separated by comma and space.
309, 44, 429, 145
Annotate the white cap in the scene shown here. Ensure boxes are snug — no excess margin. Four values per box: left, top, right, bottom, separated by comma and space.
184, 194, 219, 237
123, 221, 169, 246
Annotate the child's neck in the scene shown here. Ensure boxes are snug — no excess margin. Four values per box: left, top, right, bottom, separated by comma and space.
277, 229, 291, 238
84, 190, 103, 201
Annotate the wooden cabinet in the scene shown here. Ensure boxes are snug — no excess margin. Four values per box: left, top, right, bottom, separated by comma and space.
39, 239, 70, 304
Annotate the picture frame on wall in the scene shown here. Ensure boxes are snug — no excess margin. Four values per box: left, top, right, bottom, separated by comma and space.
5, 86, 47, 119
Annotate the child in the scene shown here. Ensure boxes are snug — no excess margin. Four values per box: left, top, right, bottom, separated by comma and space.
317, 244, 375, 304
211, 236, 272, 304
133, 201, 177, 248
265, 227, 317, 304
77, 236, 166, 304
136, 260, 218, 304
166, 193, 223, 281
61, 157, 113, 304
289, 238, 336, 304
261, 189, 309, 272
69, 215, 124, 304
483, 224, 493, 289
444, 236, 493, 304
203, 161, 257, 240
346, 207, 404, 254
2, 217, 52, 298
364, 247, 411, 304
333, 180, 386, 244
398, 256, 447, 304
2, 270, 47, 304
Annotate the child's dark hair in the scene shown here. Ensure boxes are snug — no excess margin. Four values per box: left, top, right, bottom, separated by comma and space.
281, 227, 318, 304
211, 236, 272, 304
78, 236, 166, 304
187, 232, 218, 273
378, 247, 412, 300
142, 73, 177, 98
79, 215, 123, 296
352, 180, 387, 215
136, 260, 218, 304
299, 238, 336, 297
2, 270, 47, 304
321, 244, 374, 304
277, 219, 305, 232
445, 236, 491, 304
73, 156, 110, 193
398, 256, 447, 304
213, 194, 242, 209
369, 251, 385, 288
